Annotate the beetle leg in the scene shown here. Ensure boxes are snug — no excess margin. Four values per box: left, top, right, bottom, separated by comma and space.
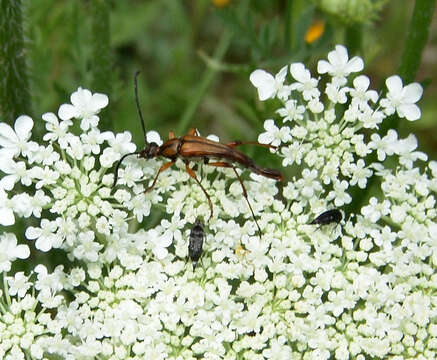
145, 160, 175, 193
226, 140, 278, 151
207, 161, 262, 238
185, 161, 214, 221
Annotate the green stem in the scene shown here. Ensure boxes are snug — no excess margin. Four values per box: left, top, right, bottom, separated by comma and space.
398, 0, 436, 84
89, 0, 113, 131
0, 0, 33, 125
3, 273, 11, 308
176, 29, 232, 135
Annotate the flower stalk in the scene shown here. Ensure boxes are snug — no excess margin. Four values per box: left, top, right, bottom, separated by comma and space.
0, 0, 32, 125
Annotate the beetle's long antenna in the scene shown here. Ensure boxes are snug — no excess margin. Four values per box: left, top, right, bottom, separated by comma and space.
134, 71, 147, 144
113, 151, 140, 187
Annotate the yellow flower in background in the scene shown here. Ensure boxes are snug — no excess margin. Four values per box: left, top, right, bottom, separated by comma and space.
305, 20, 325, 44
212, 0, 231, 8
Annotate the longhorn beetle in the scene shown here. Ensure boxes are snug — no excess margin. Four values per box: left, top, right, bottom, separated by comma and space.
113, 71, 284, 236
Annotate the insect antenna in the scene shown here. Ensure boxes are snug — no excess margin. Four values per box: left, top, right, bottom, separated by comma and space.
134, 70, 148, 145
112, 71, 147, 187
113, 151, 140, 187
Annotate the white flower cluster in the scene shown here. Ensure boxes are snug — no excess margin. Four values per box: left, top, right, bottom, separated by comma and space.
0, 45, 436, 359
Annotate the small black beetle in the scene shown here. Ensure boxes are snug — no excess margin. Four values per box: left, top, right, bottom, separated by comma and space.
310, 209, 342, 226
188, 220, 204, 269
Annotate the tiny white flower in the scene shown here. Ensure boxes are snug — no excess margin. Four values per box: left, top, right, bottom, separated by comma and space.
42, 112, 72, 148
326, 180, 352, 206
0, 233, 30, 272
73, 231, 103, 262
58, 87, 109, 130
368, 130, 398, 161
308, 98, 324, 113
25, 219, 61, 252
289, 63, 320, 100
276, 99, 305, 122
361, 197, 390, 223
106, 131, 137, 157
296, 169, 322, 198
80, 129, 106, 154
0, 159, 32, 190
147, 228, 172, 260
326, 82, 348, 104
349, 159, 373, 188
396, 134, 427, 168
7, 272, 31, 297
258, 119, 291, 147
317, 45, 364, 85
350, 75, 378, 108
250, 66, 289, 101
359, 107, 384, 129
100, 147, 120, 168
380, 75, 423, 121
28, 143, 61, 165
0, 115, 37, 159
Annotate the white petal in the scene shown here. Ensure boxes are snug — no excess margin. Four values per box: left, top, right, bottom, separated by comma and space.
0, 123, 18, 147
36, 237, 52, 252
159, 230, 173, 247
398, 104, 421, 121
402, 83, 423, 103
275, 65, 288, 82
263, 119, 276, 131
345, 56, 364, 73
258, 132, 273, 144
250, 69, 273, 87
146, 131, 162, 145
0, 175, 17, 191
353, 75, 369, 90
290, 63, 307, 82
317, 60, 332, 74
92, 93, 109, 110
25, 227, 40, 240
329, 45, 348, 66
14, 244, 30, 259
0, 148, 16, 159
385, 75, 403, 93
58, 104, 79, 120
14, 115, 33, 140
367, 90, 379, 103
249, 70, 276, 101
71, 87, 92, 106
154, 246, 168, 260
42, 112, 59, 126
0, 207, 15, 226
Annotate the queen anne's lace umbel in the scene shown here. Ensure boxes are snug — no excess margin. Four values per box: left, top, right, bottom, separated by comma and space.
0, 45, 436, 359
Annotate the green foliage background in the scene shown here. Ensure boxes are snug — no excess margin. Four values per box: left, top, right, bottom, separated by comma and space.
8, 0, 433, 162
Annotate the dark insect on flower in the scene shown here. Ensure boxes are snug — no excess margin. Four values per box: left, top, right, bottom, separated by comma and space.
113, 72, 284, 238
309, 209, 343, 226
189, 220, 204, 269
